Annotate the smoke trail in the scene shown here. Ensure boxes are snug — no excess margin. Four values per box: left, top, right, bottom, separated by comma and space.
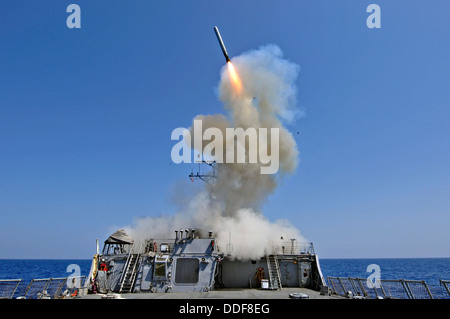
125, 44, 306, 260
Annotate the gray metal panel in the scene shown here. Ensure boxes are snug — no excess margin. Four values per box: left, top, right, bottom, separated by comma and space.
106, 258, 127, 292
220, 259, 266, 288
142, 265, 153, 290
173, 238, 215, 255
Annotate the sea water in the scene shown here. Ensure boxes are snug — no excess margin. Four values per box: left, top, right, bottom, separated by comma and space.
1, 258, 449, 284
319, 258, 450, 285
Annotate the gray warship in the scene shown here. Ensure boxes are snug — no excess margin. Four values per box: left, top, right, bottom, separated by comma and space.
84, 228, 328, 297
2, 228, 450, 299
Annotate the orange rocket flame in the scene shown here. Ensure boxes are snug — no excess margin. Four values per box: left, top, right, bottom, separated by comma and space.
227, 61, 242, 94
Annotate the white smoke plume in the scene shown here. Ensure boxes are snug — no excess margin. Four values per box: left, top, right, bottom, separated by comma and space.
125, 44, 306, 260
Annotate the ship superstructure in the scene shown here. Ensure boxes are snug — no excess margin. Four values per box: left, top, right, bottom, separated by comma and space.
88, 228, 328, 295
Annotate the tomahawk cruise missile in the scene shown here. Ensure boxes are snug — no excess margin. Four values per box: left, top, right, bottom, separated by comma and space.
213, 26, 231, 63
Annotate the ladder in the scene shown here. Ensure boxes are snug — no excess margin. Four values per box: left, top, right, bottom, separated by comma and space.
266, 255, 282, 290
119, 245, 142, 293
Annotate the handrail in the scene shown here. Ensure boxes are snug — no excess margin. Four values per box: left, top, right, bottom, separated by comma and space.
441, 280, 450, 296
118, 243, 135, 292
128, 243, 143, 291
327, 276, 450, 299
0, 276, 86, 299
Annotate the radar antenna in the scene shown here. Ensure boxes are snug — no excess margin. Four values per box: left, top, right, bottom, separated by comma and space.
189, 160, 217, 185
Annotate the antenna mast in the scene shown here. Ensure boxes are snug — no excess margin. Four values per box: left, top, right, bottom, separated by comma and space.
189, 160, 217, 185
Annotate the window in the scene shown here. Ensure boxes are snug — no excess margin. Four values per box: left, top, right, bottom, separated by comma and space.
154, 257, 167, 278
175, 258, 199, 284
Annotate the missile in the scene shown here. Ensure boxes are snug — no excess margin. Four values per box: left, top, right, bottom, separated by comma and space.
214, 26, 231, 63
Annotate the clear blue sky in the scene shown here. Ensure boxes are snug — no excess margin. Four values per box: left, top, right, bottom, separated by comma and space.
0, 1, 449, 259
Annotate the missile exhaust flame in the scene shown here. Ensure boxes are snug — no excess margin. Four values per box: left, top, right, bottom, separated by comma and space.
213, 26, 242, 94
227, 61, 242, 94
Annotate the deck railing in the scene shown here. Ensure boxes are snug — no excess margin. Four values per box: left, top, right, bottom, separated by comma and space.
0, 276, 86, 299
327, 276, 450, 299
